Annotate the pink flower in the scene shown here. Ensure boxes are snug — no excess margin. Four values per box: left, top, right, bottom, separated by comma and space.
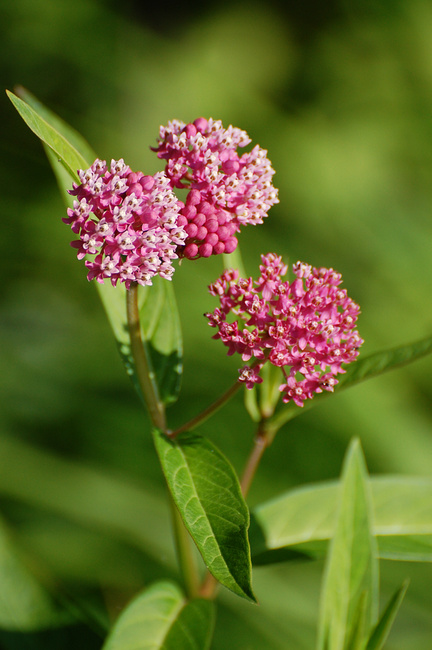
65, 159, 187, 288
205, 254, 363, 406
152, 118, 279, 259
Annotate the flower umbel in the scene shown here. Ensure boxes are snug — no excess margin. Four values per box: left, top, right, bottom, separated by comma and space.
205, 254, 363, 407
153, 118, 279, 260
65, 159, 187, 288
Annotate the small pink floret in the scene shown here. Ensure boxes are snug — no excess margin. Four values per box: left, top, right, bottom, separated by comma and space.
66, 158, 187, 287
205, 253, 363, 407
154, 117, 279, 260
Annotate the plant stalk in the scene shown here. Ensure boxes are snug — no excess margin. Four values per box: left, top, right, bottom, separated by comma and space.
168, 378, 242, 438
126, 282, 166, 431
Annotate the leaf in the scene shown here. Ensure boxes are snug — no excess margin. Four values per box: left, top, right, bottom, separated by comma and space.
138, 277, 183, 405
15, 86, 98, 164
7, 89, 89, 181
103, 581, 215, 650
97, 278, 183, 406
266, 334, 432, 434
0, 516, 65, 631
365, 580, 409, 650
317, 439, 379, 650
153, 430, 255, 602
10, 89, 183, 406
250, 475, 432, 564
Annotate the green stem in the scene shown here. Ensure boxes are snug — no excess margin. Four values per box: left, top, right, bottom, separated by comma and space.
126, 282, 166, 431
127, 284, 202, 598
168, 378, 242, 438
170, 497, 200, 599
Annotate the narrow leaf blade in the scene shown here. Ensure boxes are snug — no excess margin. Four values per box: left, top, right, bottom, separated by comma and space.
138, 277, 183, 405
153, 430, 255, 602
7, 90, 89, 180
97, 279, 183, 406
366, 580, 409, 650
251, 476, 432, 564
317, 439, 378, 650
15, 86, 98, 164
103, 581, 214, 650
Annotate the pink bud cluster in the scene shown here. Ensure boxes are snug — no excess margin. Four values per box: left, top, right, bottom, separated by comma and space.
205, 254, 363, 407
153, 118, 279, 259
65, 159, 187, 288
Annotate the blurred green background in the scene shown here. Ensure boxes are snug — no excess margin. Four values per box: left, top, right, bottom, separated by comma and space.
2, 0, 432, 647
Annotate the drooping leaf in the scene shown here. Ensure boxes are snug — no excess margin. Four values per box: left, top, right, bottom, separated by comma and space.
250, 475, 432, 564
0, 516, 66, 631
316, 439, 378, 650
266, 335, 432, 434
103, 581, 214, 650
9, 89, 183, 406
365, 580, 409, 650
153, 430, 255, 602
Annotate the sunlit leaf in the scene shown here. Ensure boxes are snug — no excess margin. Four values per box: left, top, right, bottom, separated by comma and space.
15, 86, 98, 164
251, 475, 432, 564
7, 90, 89, 181
365, 580, 409, 650
103, 581, 215, 650
317, 439, 378, 650
153, 430, 255, 602
266, 335, 432, 434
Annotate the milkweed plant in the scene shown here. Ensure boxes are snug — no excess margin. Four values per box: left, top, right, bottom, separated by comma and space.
6, 86, 432, 650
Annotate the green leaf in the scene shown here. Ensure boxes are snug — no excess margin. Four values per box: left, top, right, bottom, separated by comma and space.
153, 430, 255, 602
7, 89, 90, 181
103, 581, 215, 650
266, 334, 432, 434
97, 279, 183, 406
0, 516, 65, 631
250, 475, 432, 564
365, 580, 409, 650
138, 277, 183, 405
9, 89, 183, 407
15, 86, 98, 164
317, 439, 379, 650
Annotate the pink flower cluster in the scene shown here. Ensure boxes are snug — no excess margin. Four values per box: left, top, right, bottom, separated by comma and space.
65, 159, 187, 288
205, 254, 363, 407
153, 118, 279, 259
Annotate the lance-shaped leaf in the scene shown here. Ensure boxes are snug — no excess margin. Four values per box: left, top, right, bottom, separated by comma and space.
365, 580, 409, 650
250, 475, 432, 564
153, 430, 255, 602
265, 334, 432, 434
317, 439, 379, 650
103, 581, 215, 650
8, 89, 183, 406
7, 89, 88, 181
